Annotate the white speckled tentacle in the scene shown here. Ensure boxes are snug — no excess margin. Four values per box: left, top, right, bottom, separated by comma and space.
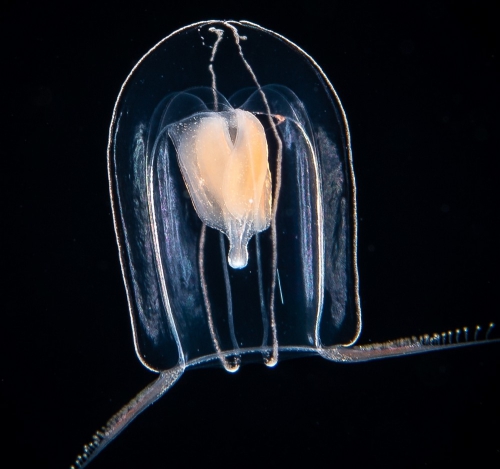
71, 367, 183, 469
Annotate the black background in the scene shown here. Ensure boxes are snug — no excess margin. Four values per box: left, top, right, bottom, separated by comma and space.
3, 1, 499, 468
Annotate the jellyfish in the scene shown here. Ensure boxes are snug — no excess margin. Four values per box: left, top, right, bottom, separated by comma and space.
71, 20, 498, 468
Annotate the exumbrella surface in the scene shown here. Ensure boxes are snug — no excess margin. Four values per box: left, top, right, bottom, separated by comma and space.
71, 20, 498, 468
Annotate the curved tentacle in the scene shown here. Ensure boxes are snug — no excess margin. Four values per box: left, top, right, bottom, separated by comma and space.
321, 323, 498, 363
71, 366, 183, 468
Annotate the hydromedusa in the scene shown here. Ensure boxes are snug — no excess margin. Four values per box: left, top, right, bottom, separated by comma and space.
71, 20, 497, 468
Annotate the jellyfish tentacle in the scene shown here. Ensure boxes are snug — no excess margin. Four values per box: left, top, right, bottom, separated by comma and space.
319, 323, 499, 363
71, 367, 183, 469
199, 225, 240, 372
255, 233, 269, 349
219, 232, 240, 352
